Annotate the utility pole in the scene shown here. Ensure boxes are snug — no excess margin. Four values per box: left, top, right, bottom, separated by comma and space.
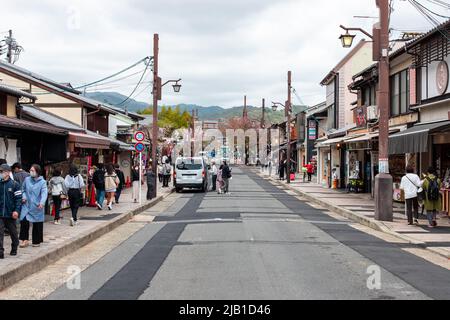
374, 0, 393, 221
286, 71, 292, 184
151, 33, 159, 199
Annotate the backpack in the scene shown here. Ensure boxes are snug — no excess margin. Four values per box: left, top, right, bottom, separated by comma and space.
427, 177, 440, 201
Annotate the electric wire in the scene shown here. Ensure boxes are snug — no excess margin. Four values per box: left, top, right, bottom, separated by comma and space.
115, 57, 152, 106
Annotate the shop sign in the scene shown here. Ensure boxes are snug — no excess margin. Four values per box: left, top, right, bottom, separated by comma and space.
354, 106, 367, 128
436, 60, 449, 96
308, 120, 317, 140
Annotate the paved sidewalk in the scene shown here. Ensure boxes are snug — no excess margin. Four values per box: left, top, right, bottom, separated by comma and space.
0, 185, 174, 291
256, 168, 450, 259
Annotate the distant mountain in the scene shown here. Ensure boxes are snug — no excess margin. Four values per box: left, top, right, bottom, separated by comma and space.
84, 92, 307, 124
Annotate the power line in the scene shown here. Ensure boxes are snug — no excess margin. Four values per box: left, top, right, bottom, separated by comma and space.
115, 57, 152, 106
74, 56, 152, 89
408, 0, 450, 41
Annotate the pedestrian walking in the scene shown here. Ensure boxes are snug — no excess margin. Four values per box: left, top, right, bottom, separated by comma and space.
162, 160, 172, 188
131, 165, 140, 203
279, 159, 286, 180
145, 165, 156, 200
104, 164, 119, 211
306, 162, 314, 182
210, 161, 218, 192
400, 166, 422, 226
48, 168, 67, 225
222, 161, 232, 194
19, 164, 47, 248
0, 164, 21, 259
157, 161, 163, 183
114, 164, 125, 204
93, 164, 106, 210
0, 159, 14, 181
422, 167, 442, 228
64, 165, 85, 226
11, 163, 29, 188
217, 165, 224, 194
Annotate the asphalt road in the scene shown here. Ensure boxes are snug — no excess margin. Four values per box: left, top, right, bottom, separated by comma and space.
45, 167, 450, 300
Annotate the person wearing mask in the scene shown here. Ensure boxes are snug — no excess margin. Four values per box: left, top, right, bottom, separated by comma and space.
48, 168, 67, 225
19, 164, 47, 248
0, 159, 14, 181
422, 167, 442, 228
131, 165, 140, 203
400, 166, 422, 226
210, 161, 218, 192
162, 159, 172, 188
145, 165, 156, 200
93, 164, 106, 210
64, 165, 85, 226
114, 164, 125, 204
104, 164, 119, 211
221, 161, 232, 194
11, 163, 29, 188
0, 164, 21, 259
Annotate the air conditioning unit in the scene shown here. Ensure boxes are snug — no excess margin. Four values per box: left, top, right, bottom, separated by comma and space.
367, 105, 379, 121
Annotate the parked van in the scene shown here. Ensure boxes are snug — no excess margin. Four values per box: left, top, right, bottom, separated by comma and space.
174, 157, 210, 193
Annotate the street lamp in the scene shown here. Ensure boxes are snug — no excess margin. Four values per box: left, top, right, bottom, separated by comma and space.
339, 30, 356, 48
338, 0, 392, 222
162, 78, 182, 93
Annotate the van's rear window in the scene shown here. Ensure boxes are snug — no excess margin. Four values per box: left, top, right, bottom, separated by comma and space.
176, 159, 202, 170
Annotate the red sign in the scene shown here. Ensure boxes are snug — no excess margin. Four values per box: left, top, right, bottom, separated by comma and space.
135, 131, 145, 142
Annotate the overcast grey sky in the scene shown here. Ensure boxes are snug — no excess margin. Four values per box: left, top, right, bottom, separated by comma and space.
2, 0, 448, 108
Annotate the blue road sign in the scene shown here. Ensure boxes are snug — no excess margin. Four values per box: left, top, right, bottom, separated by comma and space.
135, 143, 145, 153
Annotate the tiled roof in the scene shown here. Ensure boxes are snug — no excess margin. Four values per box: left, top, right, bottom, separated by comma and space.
20, 105, 85, 132
0, 84, 37, 100
0, 115, 67, 135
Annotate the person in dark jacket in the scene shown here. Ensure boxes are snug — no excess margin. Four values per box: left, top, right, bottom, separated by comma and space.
114, 164, 126, 204
92, 164, 106, 210
145, 165, 156, 200
131, 166, 140, 203
221, 161, 232, 194
12, 163, 30, 188
0, 164, 21, 258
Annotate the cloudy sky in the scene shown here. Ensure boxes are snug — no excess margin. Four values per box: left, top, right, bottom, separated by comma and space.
2, 0, 448, 108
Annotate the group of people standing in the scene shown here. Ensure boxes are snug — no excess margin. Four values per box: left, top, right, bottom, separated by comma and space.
400, 166, 443, 228
210, 160, 232, 194
0, 160, 132, 260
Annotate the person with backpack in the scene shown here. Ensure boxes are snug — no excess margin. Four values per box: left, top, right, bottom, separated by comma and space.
162, 159, 172, 188
221, 161, 232, 194
48, 168, 67, 225
400, 166, 422, 226
422, 167, 442, 228
64, 165, 85, 226
93, 164, 106, 210
0, 164, 21, 259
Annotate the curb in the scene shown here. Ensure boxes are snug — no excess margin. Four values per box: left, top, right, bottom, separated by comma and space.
0, 188, 175, 292
255, 171, 450, 260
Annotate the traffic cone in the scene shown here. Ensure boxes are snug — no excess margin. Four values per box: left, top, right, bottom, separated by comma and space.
88, 184, 97, 207
125, 176, 131, 189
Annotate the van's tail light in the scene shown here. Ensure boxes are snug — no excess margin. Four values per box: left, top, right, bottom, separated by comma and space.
202, 170, 206, 178
174, 172, 177, 179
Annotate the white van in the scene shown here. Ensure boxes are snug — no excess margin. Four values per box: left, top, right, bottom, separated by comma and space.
174, 157, 210, 193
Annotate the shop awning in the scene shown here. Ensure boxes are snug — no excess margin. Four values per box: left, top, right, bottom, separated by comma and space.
68, 131, 113, 150
321, 136, 346, 146
110, 137, 134, 152
389, 121, 450, 155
